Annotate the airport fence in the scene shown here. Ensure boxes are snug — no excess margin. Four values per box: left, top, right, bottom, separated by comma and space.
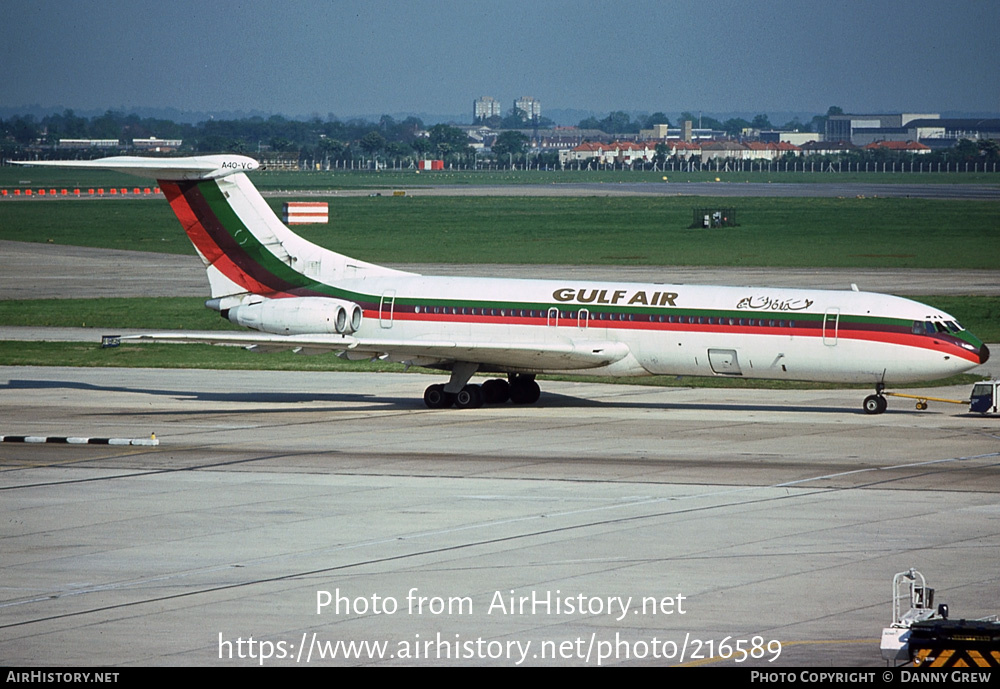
304, 158, 999, 174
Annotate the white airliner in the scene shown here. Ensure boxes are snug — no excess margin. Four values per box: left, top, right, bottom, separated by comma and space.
16, 155, 989, 413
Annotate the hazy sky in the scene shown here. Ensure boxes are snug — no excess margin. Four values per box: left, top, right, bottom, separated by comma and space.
3, 0, 998, 119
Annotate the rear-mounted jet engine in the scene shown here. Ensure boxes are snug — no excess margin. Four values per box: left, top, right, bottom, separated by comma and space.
225, 297, 362, 335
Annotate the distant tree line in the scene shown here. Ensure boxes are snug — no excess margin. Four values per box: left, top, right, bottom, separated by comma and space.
0, 110, 484, 167
3, 107, 997, 169
575, 110, 821, 136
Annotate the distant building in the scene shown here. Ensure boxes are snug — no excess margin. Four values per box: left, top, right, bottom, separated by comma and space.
826, 113, 941, 145
663, 140, 701, 160
559, 140, 699, 166
759, 131, 821, 146
639, 121, 721, 142
823, 112, 1000, 148
700, 141, 750, 161
902, 118, 1000, 148
743, 141, 803, 160
132, 137, 182, 152
798, 140, 861, 156
641, 124, 671, 139
863, 140, 931, 154
513, 97, 541, 123
560, 141, 612, 165
57, 139, 120, 149
473, 97, 501, 123
532, 128, 585, 149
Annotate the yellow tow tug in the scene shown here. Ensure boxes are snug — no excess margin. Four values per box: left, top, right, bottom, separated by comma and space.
885, 392, 969, 411
885, 380, 1000, 413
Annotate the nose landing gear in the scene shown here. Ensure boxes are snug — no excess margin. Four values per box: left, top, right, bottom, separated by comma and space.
863, 394, 888, 415
863, 382, 888, 415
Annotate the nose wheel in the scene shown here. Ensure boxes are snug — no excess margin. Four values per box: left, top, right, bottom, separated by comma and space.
863, 382, 888, 415
863, 394, 887, 414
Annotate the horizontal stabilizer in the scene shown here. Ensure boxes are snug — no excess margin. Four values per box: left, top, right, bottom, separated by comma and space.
9, 155, 259, 181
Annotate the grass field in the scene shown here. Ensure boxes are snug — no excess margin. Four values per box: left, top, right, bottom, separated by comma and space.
0, 297, 239, 331
2, 195, 998, 269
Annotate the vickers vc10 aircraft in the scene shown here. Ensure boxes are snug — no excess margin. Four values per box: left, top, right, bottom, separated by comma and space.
17, 155, 989, 413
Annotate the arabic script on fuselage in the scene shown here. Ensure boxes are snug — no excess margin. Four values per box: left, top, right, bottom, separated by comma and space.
736, 296, 814, 311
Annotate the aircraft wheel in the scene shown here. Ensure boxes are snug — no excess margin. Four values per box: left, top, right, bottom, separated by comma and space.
863, 394, 887, 415
916, 401, 928, 410
424, 384, 455, 409
454, 384, 484, 409
510, 378, 541, 405
482, 378, 510, 403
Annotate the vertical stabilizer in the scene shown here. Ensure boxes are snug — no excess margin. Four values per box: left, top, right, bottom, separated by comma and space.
11, 155, 412, 302
161, 171, 409, 300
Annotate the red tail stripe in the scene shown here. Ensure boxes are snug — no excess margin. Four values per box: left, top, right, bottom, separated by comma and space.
160, 180, 278, 296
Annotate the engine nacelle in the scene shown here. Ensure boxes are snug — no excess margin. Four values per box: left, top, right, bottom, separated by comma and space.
226, 297, 363, 335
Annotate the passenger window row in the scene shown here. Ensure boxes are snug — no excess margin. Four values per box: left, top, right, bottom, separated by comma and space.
411, 305, 797, 328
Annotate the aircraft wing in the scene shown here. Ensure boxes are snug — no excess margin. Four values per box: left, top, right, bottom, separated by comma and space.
121, 332, 631, 371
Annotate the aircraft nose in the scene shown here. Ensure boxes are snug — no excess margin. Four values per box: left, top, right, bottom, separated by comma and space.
980, 343, 990, 365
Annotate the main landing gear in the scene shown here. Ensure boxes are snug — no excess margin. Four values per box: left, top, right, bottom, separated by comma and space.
863, 383, 888, 415
423, 371, 540, 410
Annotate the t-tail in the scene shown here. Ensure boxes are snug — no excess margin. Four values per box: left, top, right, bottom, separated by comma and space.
11, 155, 409, 317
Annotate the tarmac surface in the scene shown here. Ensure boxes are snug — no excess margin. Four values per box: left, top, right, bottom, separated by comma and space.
1, 367, 998, 667
1, 187, 999, 666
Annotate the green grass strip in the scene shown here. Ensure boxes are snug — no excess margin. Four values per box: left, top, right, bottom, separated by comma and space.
2, 195, 998, 269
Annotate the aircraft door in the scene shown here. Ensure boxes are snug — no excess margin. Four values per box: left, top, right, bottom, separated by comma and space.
380, 290, 395, 329
547, 307, 559, 327
578, 309, 589, 329
708, 349, 743, 375
823, 308, 840, 345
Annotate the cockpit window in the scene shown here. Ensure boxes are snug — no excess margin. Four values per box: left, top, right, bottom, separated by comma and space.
913, 320, 963, 336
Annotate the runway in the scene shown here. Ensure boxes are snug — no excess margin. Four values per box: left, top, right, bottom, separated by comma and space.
1, 366, 998, 666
